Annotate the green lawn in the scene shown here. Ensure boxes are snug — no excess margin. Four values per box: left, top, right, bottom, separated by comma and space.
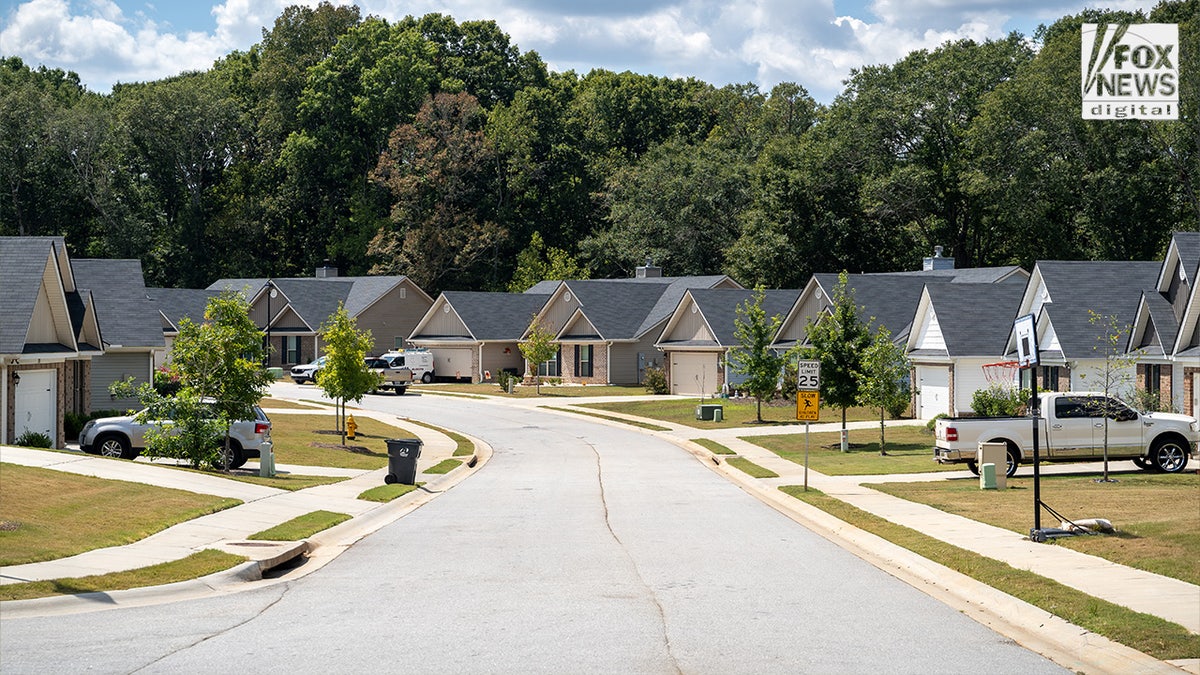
584, 398, 894, 428
249, 510, 351, 541
543, 407, 671, 431
690, 438, 735, 455
725, 457, 779, 478
0, 549, 246, 602
744, 425, 952, 475
423, 459, 462, 475
412, 383, 647, 398
269, 414, 412, 469
867, 472, 1200, 586
0, 463, 240, 566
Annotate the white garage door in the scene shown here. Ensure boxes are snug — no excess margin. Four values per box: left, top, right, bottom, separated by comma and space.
15, 369, 56, 446
670, 352, 719, 396
916, 365, 950, 420
433, 348, 473, 381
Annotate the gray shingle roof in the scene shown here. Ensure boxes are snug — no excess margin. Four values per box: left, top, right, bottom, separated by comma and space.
923, 283, 1025, 356
148, 288, 222, 330
72, 259, 164, 348
437, 292, 551, 340
881, 266, 1028, 284
562, 280, 670, 339
1173, 231, 1200, 284
208, 276, 414, 329
681, 289, 802, 346
812, 273, 946, 340
1141, 289, 1180, 355
0, 237, 66, 355
1036, 261, 1161, 359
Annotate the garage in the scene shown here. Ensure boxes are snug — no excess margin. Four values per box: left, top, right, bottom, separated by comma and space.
14, 369, 56, 446
915, 365, 949, 420
670, 352, 720, 396
431, 347, 474, 381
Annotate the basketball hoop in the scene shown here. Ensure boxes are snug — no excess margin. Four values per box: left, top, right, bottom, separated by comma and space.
982, 361, 1022, 388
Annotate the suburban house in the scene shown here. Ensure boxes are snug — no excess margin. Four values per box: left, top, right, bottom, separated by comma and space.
407, 291, 552, 382
1, 237, 103, 448
655, 288, 801, 396
72, 259, 165, 412
523, 265, 742, 385
772, 265, 1028, 354
208, 265, 433, 368
906, 283, 1027, 418
1127, 232, 1200, 418
147, 287, 221, 367
1004, 260, 1161, 394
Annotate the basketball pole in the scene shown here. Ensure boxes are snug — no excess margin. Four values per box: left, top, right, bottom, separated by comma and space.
1031, 365, 1041, 535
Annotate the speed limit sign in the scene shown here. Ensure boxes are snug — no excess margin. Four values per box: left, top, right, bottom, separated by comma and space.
796, 360, 820, 391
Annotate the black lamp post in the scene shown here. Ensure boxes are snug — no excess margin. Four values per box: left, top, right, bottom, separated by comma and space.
265, 280, 277, 367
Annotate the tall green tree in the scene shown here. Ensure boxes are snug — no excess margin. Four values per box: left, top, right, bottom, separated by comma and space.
507, 231, 589, 292
316, 303, 380, 442
857, 326, 912, 455
729, 288, 788, 423
806, 272, 870, 446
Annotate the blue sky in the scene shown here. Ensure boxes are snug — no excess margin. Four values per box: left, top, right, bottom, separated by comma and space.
0, 0, 1158, 103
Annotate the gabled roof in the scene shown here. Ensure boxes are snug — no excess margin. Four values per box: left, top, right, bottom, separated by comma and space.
428, 291, 552, 341
148, 288, 221, 332
810, 273, 947, 341
559, 280, 670, 340
208, 275, 428, 331
1170, 231, 1200, 287
878, 266, 1029, 284
913, 283, 1026, 357
1131, 290, 1180, 357
663, 289, 801, 347
1025, 261, 1160, 359
0, 237, 79, 356
71, 259, 164, 349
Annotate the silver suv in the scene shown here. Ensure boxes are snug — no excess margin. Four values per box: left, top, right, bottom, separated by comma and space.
79, 405, 272, 469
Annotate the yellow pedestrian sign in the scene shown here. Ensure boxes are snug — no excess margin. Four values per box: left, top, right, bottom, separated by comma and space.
796, 391, 820, 421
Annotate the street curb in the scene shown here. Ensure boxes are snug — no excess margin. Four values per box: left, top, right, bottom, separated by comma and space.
0, 435, 494, 619
666, 436, 1184, 675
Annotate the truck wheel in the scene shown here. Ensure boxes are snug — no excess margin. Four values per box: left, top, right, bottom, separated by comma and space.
421, 372, 433, 384
1132, 456, 1152, 471
1004, 448, 1019, 478
965, 460, 979, 476
395, 387, 407, 395
1149, 438, 1189, 473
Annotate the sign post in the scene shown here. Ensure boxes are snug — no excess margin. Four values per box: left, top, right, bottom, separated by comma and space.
796, 360, 821, 491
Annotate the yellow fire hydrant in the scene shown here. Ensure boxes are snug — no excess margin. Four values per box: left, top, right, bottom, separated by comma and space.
346, 414, 357, 441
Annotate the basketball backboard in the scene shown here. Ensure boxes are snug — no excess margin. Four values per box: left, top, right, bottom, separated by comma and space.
1014, 313, 1038, 367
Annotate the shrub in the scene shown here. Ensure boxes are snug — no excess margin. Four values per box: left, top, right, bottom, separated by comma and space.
643, 365, 669, 395
15, 431, 52, 448
65, 411, 89, 440
153, 367, 181, 396
971, 384, 1029, 418
1127, 387, 1175, 413
925, 413, 948, 431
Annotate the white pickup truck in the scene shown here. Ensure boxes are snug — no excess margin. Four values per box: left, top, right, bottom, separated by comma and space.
365, 357, 413, 395
934, 392, 1198, 477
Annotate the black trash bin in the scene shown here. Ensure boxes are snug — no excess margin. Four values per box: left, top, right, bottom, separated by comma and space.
385, 438, 423, 485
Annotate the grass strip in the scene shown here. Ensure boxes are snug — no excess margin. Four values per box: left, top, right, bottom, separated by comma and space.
543, 406, 671, 431
358, 483, 422, 502
778, 486, 1199, 660
423, 459, 462, 475
725, 457, 779, 478
401, 419, 476, 456
412, 390, 488, 400
0, 549, 246, 602
248, 510, 351, 541
691, 438, 736, 455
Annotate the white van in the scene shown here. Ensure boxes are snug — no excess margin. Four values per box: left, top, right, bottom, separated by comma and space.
382, 349, 436, 383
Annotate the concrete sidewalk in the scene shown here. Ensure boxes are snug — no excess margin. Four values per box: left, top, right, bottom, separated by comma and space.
0, 405, 476, 587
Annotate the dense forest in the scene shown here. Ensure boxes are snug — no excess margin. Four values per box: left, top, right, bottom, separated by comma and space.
2, 1, 1197, 293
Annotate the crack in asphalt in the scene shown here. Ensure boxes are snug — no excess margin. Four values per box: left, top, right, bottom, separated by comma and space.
581, 436, 683, 675
130, 583, 292, 673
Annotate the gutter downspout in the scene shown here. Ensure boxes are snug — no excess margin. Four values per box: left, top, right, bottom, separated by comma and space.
606, 342, 613, 385
478, 342, 485, 383
1, 363, 7, 445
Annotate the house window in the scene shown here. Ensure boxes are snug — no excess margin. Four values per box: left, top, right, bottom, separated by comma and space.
1023, 366, 1061, 391
1144, 364, 1162, 395
537, 348, 561, 377
285, 336, 301, 364
399, 287, 407, 299
575, 345, 593, 378
394, 336, 405, 350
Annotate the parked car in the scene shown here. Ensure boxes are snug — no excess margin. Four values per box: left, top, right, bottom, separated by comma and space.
934, 392, 1198, 476
79, 404, 272, 469
381, 349, 436, 383
290, 356, 327, 384
365, 357, 414, 395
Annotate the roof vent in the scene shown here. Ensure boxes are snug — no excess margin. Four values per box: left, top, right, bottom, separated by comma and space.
316, 260, 338, 278
923, 246, 955, 271
636, 257, 662, 278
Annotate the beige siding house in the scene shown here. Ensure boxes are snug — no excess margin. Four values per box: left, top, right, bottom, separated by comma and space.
408, 291, 552, 382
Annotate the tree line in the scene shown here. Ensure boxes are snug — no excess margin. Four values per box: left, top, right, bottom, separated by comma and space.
2, 1, 1197, 294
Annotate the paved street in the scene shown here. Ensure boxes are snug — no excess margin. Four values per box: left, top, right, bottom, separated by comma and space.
1, 391, 1065, 673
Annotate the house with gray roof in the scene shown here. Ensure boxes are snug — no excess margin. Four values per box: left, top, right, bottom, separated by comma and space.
208, 264, 433, 369
906, 283, 1026, 418
407, 291, 553, 382
656, 288, 801, 396
1127, 232, 1200, 417
72, 259, 165, 412
1, 237, 103, 447
1004, 260, 1161, 397
146, 287, 221, 366
524, 264, 742, 385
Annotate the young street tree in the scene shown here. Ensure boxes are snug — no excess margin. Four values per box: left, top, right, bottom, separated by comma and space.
520, 315, 559, 395
114, 290, 273, 469
730, 287, 788, 423
316, 303, 380, 444
857, 326, 912, 455
806, 272, 870, 449
1080, 310, 1140, 482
